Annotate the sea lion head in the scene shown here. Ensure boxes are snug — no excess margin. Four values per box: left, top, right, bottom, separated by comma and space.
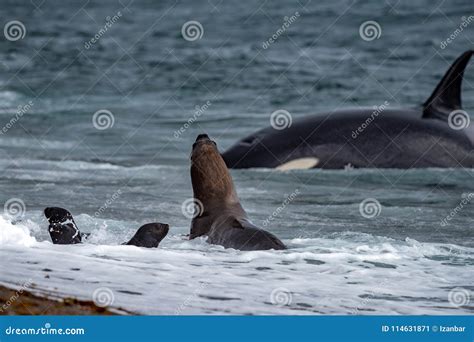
125, 222, 170, 248
191, 134, 238, 206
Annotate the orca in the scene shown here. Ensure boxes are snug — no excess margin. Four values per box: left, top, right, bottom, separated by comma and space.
222, 50, 474, 169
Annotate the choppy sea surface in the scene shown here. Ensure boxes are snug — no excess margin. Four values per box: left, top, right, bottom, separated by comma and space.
0, 0, 473, 314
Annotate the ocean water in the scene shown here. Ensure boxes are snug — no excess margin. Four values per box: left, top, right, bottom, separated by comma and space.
0, 0, 473, 314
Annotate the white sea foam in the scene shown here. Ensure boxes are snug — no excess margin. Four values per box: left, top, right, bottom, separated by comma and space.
0, 216, 36, 247
0, 214, 472, 315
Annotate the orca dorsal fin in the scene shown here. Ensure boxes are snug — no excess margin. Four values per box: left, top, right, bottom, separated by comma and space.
422, 50, 473, 121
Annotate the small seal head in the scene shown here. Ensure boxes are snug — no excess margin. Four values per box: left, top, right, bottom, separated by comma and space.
125, 223, 169, 248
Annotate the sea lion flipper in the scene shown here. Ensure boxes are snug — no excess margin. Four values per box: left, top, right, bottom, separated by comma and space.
190, 215, 214, 239
209, 225, 286, 251
125, 223, 169, 248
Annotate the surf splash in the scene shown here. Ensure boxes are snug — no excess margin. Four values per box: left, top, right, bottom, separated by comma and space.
0, 216, 36, 247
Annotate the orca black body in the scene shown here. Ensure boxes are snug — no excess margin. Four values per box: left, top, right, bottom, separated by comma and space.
222, 51, 474, 169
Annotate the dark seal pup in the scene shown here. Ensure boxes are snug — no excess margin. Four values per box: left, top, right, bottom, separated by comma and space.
222, 50, 474, 169
44, 207, 169, 248
189, 134, 286, 251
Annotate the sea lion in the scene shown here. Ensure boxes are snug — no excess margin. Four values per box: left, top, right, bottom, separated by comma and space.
189, 134, 286, 250
44, 207, 169, 248
43, 207, 84, 244
222, 50, 474, 169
